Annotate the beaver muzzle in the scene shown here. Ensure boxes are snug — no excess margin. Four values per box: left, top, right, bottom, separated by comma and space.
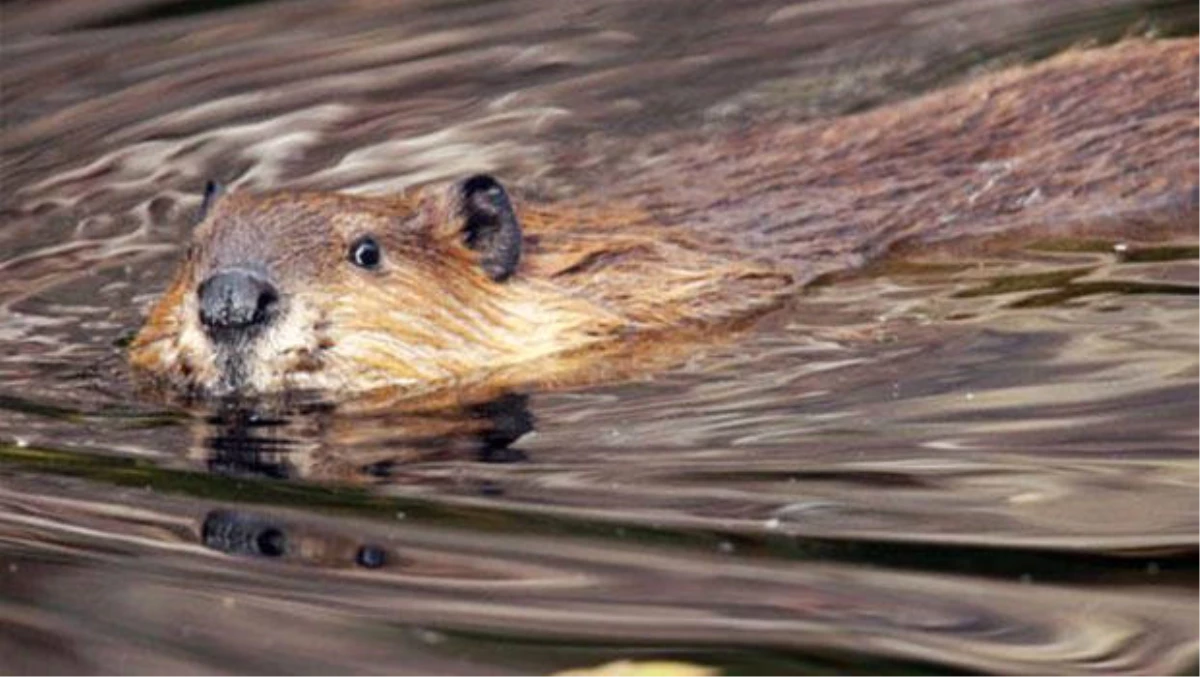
198, 268, 279, 341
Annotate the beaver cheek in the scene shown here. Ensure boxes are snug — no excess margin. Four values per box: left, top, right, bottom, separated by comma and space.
173, 340, 220, 394
172, 297, 223, 391
248, 298, 326, 394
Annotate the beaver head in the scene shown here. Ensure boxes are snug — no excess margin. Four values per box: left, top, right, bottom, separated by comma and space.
129, 175, 793, 403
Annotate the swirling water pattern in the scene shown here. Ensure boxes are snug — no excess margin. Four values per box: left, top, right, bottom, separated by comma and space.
0, 1, 1196, 674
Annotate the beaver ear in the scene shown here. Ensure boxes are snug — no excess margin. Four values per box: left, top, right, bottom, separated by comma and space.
197, 179, 225, 224
458, 174, 522, 282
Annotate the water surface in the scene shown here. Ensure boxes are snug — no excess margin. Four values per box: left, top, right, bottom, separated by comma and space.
0, 1, 1196, 674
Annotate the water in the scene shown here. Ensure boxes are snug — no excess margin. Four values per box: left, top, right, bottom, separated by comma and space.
1, 1, 1197, 674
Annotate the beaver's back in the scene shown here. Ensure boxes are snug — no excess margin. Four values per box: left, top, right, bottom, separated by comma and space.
606, 38, 1198, 282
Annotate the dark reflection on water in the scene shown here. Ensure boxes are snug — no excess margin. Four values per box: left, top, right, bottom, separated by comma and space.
198, 393, 533, 481
0, 0, 1197, 674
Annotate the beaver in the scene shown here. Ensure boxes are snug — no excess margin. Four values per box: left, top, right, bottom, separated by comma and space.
128, 175, 792, 402
130, 38, 1198, 405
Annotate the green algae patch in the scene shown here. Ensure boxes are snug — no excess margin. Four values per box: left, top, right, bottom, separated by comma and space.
1024, 239, 1199, 262
1119, 245, 1200, 263
952, 267, 1096, 299
871, 259, 978, 278
0, 442, 382, 510
1026, 238, 1118, 254
951, 265, 1196, 308
1010, 280, 1199, 308
807, 260, 976, 288
0, 394, 186, 429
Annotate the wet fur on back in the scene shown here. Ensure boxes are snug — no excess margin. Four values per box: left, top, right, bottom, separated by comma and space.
604, 38, 1199, 280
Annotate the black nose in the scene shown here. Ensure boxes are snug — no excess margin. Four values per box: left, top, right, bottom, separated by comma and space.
198, 269, 279, 334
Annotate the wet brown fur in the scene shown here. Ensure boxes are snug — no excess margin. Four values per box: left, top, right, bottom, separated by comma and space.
131, 38, 1198, 405
129, 188, 792, 402
605, 38, 1198, 280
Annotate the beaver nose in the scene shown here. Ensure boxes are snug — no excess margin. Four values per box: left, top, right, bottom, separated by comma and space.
197, 269, 278, 334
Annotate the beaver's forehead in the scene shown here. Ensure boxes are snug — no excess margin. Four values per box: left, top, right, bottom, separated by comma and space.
195, 191, 421, 270
208, 192, 422, 237
197, 194, 319, 263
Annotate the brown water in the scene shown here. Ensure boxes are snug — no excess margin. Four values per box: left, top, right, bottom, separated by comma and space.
1, 1, 1198, 674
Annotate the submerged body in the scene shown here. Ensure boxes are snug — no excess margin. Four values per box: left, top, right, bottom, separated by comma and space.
130, 39, 1198, 404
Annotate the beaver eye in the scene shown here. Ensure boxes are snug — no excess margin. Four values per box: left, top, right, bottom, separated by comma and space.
349, 236, 381, 269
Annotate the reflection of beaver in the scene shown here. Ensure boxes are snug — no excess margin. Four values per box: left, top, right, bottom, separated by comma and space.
130, 39, 1197, 404
200, 393, 534, 482
201, 509, 388, 568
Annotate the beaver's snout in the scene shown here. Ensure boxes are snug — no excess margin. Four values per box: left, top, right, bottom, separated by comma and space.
197, 269, 279, 337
